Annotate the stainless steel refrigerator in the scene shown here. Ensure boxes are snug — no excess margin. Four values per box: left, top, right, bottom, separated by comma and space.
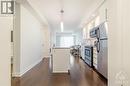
90, 22, 108, 78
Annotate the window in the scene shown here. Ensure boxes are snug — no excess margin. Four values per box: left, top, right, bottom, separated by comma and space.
56, 34, 75, 47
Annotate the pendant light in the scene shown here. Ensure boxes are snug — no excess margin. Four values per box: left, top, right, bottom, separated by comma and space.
60, 9, 64, 32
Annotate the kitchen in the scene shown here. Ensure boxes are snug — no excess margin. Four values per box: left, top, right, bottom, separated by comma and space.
1, 0, 129, 86
11, 0, 108, 86
81, 21, 108, 78
52, 1, 108, 83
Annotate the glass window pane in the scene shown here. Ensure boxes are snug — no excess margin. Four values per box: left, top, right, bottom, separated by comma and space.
60, 36, 74, 47
2, 2, 7, 13
56, 35, 75, 47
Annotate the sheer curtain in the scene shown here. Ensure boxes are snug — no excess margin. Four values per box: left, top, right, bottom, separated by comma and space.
56, 35, 75, 47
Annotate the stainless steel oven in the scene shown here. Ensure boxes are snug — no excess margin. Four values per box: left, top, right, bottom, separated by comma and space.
84, 46, 93, 67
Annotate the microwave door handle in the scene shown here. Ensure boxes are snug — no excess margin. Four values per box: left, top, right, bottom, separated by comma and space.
97, 41, 100, 53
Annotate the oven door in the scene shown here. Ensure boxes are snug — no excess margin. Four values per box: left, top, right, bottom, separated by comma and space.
84, 47, 93, 67
85, 48, 91, 60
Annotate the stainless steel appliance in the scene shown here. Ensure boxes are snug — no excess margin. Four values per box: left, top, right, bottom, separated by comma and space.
90, 22, 108, 78
81, 39, 94, 61
84, 46, 93, 67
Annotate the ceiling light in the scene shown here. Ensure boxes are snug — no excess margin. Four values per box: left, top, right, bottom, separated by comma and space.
60, 21, 64, 32
60, 9, 64, 32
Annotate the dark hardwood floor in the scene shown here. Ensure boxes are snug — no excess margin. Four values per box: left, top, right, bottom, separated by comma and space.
12, 56, 107, 86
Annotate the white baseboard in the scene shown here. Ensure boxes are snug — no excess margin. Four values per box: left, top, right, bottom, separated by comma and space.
20, 58, 43, 76
12, 58, 43, 77
12, 72, 21, 77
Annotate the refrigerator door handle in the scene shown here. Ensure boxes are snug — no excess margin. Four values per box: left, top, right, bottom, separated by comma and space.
95, 41, 100, 53
97, 28, 100, 53
97, 28, 100, 39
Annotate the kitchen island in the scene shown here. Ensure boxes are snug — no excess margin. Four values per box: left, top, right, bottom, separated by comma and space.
52, 47, 70, 73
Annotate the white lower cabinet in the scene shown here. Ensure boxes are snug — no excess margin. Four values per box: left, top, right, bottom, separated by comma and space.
52, 48, 70, 73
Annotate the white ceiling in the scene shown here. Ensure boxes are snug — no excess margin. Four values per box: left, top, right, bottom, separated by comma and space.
27, 0, 104, 32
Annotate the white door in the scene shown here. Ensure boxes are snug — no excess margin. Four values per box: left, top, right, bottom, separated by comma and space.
0, 17, 12, 86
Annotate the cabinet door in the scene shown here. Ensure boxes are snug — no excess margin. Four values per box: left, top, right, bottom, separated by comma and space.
52, 49, 70, 73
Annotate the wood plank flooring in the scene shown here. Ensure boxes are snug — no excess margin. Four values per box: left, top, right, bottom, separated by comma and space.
12, 56, 107, 86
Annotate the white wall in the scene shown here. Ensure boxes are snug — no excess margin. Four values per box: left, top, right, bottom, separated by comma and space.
0, 16, 13, 86
107, 0, 130, 85
43, 28, 51, 57
13, 2, 21, 76
98, 1, 107, 24
122, 0, 130, 85
20, 5, 44, 75
13, 2, 49, 76
107, 0, 122, 85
